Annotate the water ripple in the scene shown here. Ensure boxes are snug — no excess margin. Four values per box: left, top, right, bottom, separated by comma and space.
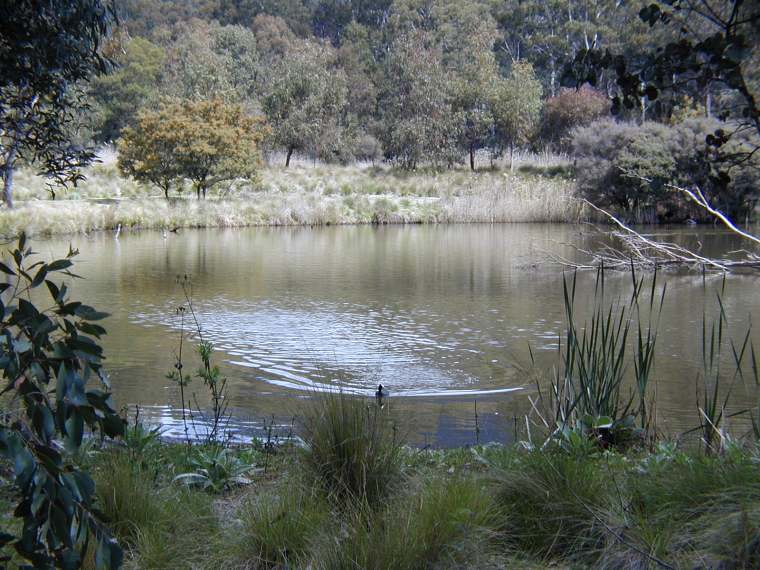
131, 298, 523, 397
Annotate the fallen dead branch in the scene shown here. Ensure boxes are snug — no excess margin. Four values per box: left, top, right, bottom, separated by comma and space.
544, 199, 760, 272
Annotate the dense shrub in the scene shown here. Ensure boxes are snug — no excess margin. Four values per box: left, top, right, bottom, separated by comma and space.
538, 86, 609, 152
572, 117, 760, 222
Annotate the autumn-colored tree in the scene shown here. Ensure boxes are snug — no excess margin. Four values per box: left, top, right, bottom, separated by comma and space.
118, 99, 267, 199
538, 86, 609, 151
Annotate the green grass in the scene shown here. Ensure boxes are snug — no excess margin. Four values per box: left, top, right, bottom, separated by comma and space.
229, 479, 331, 568
93, 452, 222, 569
314, 476, 500, 570
299, 391, 404, 508
4, 431, 760, 568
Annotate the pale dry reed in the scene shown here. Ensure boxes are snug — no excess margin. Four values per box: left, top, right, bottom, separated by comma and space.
3, 160, 583, 237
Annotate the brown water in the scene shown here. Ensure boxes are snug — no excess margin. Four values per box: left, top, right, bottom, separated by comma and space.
35, 224, 760, 446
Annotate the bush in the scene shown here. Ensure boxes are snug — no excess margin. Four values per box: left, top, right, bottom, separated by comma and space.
300, 391, 404, 508
572, 117, 760, 222
353, 133, 383, 164
538, 86, 609, 152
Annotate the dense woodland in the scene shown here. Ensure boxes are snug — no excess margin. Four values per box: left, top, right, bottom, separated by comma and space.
83, 0, 759, 220
2, 0, 760, 219
90, 1, 748, 152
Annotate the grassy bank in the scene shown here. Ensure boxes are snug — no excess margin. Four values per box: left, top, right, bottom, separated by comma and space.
3, 394, 757, 569
2, 160, 583, 237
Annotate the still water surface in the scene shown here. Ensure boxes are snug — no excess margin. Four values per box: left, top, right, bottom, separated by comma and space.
38, 224, 760, 446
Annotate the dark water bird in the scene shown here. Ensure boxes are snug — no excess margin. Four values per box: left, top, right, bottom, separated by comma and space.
169, 226, 180, 233
375, 384, 386, 407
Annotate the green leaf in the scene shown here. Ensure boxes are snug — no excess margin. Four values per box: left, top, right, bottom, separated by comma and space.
95, 536, 123, 570
31, 266, 47, 288
0, 261, 16, 275
47, 259, 73, 272
65, 414, 84, 453
46, 280, 61, 302
75, 305, 110, 321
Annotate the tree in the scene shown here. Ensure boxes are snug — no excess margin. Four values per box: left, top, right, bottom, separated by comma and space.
0, 0, 116, 209
492, 0, 650, 96
252, 14, 299, 62
161, 20, 259, 105
538, 86, 609, 151
434, 1, 502, 170
260, 40, 351, 166
377, 31, 459, 169
89, 36, 166, 142
490, 62, 544, 169
562, 0, 760, 228
563, 1, 760, 137
118, 99, 267, 199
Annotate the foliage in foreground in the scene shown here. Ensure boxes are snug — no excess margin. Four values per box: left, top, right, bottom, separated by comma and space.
0, 235, 124, 567
26, 432, 760, 570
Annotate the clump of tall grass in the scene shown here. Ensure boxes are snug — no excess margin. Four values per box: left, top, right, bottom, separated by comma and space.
94, 453, 220, 568
439, 173, 584, 223
299, 391, 404, 508
625, 451, 760, 568
314, 476, 499, 570
494, 449, 617, 562
230, 480, 331, 568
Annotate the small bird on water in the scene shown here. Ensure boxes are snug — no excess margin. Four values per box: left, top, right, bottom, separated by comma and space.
375, 384, 386, 407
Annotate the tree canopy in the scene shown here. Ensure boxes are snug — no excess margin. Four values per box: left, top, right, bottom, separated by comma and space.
118, 98, 268, 198
0, 0, 117, 207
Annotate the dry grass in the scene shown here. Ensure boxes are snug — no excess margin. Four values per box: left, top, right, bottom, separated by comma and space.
3, 159, 584, 237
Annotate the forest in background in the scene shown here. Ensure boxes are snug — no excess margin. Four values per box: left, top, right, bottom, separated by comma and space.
3, 0, 760, 223
80, 0, 760, 222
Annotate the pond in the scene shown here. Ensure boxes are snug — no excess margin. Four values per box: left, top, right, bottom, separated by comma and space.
37, 224, 760, 446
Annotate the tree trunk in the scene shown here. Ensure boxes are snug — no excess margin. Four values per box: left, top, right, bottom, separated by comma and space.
285, 147, 294, 167
509, 146, 515, 173
2, 147, 16, 209
469, 143, 475, 171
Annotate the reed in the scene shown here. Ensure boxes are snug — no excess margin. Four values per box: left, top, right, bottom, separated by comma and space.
539, 266, 664, 447
2, 162, 584, 237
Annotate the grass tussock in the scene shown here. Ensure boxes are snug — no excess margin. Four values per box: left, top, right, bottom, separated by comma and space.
314, 476, 500, 570
300, 391, 404, 508
494, 449, 615, 562
229, 480, 331, 569
93, 453, 221, 569
3, 161, 583, 237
